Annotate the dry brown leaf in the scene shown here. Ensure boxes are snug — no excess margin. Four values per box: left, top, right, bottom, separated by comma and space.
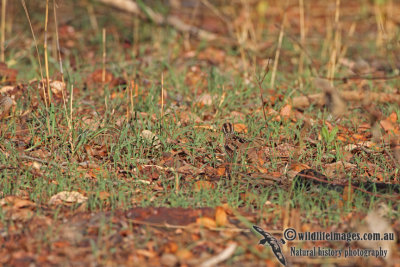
141, 130, 161, 148
194, 181, 214, 192
184, 66, 207, 88
0, 196, 35, 210
216, 166, 226, 176
0, 62, 17, 83
49, 80, 66, 95
240, 192, 258, 204
215, 206, 228, 227
194, 93, 216, 107
196, 217, 217, 229
289, 163, 310, 172
233, 123, 247, 133
197, 47, 226, 65
0, 196, 36, 221
388, 111, 398, 123
98, 191, 110, 200
176, 249, 193, 261
380, 119, 395, 132
163, 242, 178, 254
179, 111, 202, 124
48, 191, 88, 205
160, 253, 178, 267
324, 161, 356, 178
280, 104, 292, 120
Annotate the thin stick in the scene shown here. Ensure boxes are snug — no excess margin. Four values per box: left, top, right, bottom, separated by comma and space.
200, 243, 237, 267
102, 28, 106, 83
53, 0, 64, 83
374, 2, 385, 48
126, 81, 130, 119
69, 85, 74, 154
174, 171, 179, 194
327, 0, 341, 82
130, 80, 134, 116
44, 0, 51, 105
126, 80, 134, 120
102, 28, 107, 112
161, 72, 164, 118
59, 0, 71, 153
255, 59, 270, 122
98, 0, 219, 42
0, 0, 6, 62
21, 0, 45, 106
133, 15, 139, 57
298, 0, 305, 87
86, 1, 98, 31
270, 3, 288, 89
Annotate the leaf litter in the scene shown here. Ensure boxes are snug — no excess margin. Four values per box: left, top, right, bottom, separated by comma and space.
0, 1, 400, 266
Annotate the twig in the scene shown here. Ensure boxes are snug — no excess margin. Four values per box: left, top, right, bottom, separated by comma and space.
161, 72, 164, 118
69, 85, 74, 154
86, 0, 99, 31
255, 59, 270, 123
97, 0, 223, 42
270, 2, 288, 88
53, 0, 64, 83
44, 0, 51, 105
277, 23, 319, 73
295, 171, 400, 200
327, 0, 341, 81
102, 28, 106, 83
127, 218, 252, 233
320, 73, 400, 81
0, 0, 6, 62
298, 0, 305, 83
21, 0, 45, 106
200, 0, 233, 37
238, 172, 281, 183
200, 243, 237, 267
292, 90, 400, 109
18, 154, 66, 170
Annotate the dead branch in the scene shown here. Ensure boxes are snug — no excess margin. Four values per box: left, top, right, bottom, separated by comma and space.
97, 0, 225, 42
292, 91, 400, 109
200, 243, 237, 267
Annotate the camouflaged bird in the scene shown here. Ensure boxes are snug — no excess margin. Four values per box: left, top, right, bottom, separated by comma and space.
222, 122, 263, 164
0, 96, 12, 119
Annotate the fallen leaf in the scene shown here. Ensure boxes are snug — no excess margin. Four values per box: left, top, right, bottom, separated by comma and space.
233, 123, 247, 133
179, 111, 202, 124
196, 217, 217, 229
197, 47, 226, 65
289, 163, 310, 172
216, 166, 226, 176
48, 191, 88, 205
215, 206, 228, 227
98, 191, 110, 200
380, 119, 395, 132
141, 130, 161, 148
194, 93, 216, 107
160, 253, 178, 267
280, 104, 292, 120
0, 62, 17, 83
194, 181, 215, 192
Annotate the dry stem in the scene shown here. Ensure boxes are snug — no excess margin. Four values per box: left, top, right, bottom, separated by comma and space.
270, 3, 288, 89
0, 0, 6, 62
